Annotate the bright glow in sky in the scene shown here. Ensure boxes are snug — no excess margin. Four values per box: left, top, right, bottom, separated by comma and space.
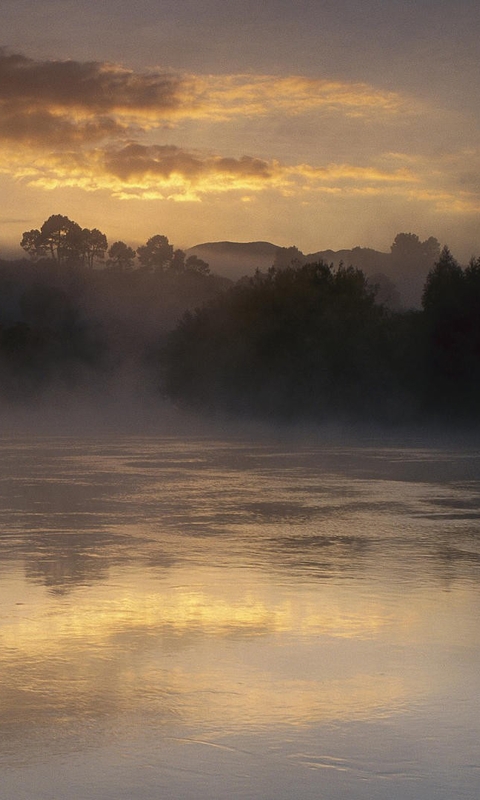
0, 0, 479, 258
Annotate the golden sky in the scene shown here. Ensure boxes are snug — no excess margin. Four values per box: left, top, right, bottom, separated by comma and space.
0, 0, 479, 258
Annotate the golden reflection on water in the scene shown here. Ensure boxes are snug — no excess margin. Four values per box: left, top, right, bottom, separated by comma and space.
1, 436, 480, 800
1, 567, 391, 646
2, 558, 477, 738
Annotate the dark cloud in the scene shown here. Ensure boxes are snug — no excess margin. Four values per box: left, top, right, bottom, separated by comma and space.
103, 143, 272, 183
104, 144, 204, 181
214, 156, 272, 178
0, 108, 128, 146
0, 49, 183, 114
0, 49, 185, 148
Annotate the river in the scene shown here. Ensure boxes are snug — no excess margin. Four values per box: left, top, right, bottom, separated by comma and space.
1, 432, 480, 799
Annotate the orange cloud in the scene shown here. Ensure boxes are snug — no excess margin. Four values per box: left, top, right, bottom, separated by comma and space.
103, 143, 273, 183
182, 74, 411, 121
1, 142, 415, 199
0, 49, 413, 145
291, 162, 419, 184
2, 139, 479, 216
0, 50, 478, 217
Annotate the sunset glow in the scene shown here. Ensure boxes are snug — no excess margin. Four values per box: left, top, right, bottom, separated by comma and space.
0, 0, 479, 257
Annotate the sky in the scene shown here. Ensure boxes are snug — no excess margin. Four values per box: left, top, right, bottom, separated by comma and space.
0, 0, 479, 259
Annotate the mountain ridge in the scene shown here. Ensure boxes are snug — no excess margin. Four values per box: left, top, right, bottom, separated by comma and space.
186, 237, 438, 308
187, 240, 391, 279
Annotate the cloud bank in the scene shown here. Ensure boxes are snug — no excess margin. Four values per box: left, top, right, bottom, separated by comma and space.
0, 49, 479, 215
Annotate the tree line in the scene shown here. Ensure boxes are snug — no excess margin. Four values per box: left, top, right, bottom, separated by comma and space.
2, 213, 480, 426
0, 214, 225, 400
164, 247, 480, 424
20, 214, 210, 275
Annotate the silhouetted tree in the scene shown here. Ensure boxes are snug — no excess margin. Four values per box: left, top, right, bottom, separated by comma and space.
137, 235, 174, 273
163, 261, 405, 420
81, 228, 108, 269
52, 223, 109, 268
170, 249, 186, 273
20, 229, 47, 260
38, 215, 83, 264
420, 246, 480, 415
185, 255, 210, 275
422, 246, 464, 314
390, 232, 441, 307
20, 215, 107, 267
8, 216, 480, 424
391, 233, 440, 266
107, 241, 136, 272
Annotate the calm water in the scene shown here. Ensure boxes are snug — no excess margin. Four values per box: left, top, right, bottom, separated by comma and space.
1, 433, 480, 799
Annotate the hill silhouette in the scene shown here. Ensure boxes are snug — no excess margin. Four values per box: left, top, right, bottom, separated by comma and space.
187, 237, 440, 308
186, 241, 281, 279
187, 241, 392, 280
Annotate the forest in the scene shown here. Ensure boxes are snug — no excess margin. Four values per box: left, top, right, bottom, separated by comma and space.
1, 214, 480, 426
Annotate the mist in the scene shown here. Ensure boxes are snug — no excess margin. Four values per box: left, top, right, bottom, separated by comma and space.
2, 216, 480, 439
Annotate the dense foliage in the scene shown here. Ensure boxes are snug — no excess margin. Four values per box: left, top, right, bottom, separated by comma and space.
0, 216, 228, 399
164, 249, 480, 424
1, 215, 480, 426
164, 262, 422, 422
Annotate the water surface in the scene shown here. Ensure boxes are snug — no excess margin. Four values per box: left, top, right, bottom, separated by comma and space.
1, 434, 480, 799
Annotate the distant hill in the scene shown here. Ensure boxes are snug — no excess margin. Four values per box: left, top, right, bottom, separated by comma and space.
186, 241, 281, 280
187, 240, 392, 280
304, 246, 390, 274
187, 238, 437, 308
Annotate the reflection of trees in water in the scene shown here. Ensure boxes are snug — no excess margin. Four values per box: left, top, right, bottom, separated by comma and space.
22, 531, 116, 593
1, 438, 480, 594
242, 485, 480, 585
19, 531, 176, 593
0, 467, 124, 592
266, 531, 370, 579
429, 524, 480, 590
9, 501, 480, 593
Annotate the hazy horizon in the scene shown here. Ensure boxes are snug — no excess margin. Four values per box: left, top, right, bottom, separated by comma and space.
1, 0, 479, 261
